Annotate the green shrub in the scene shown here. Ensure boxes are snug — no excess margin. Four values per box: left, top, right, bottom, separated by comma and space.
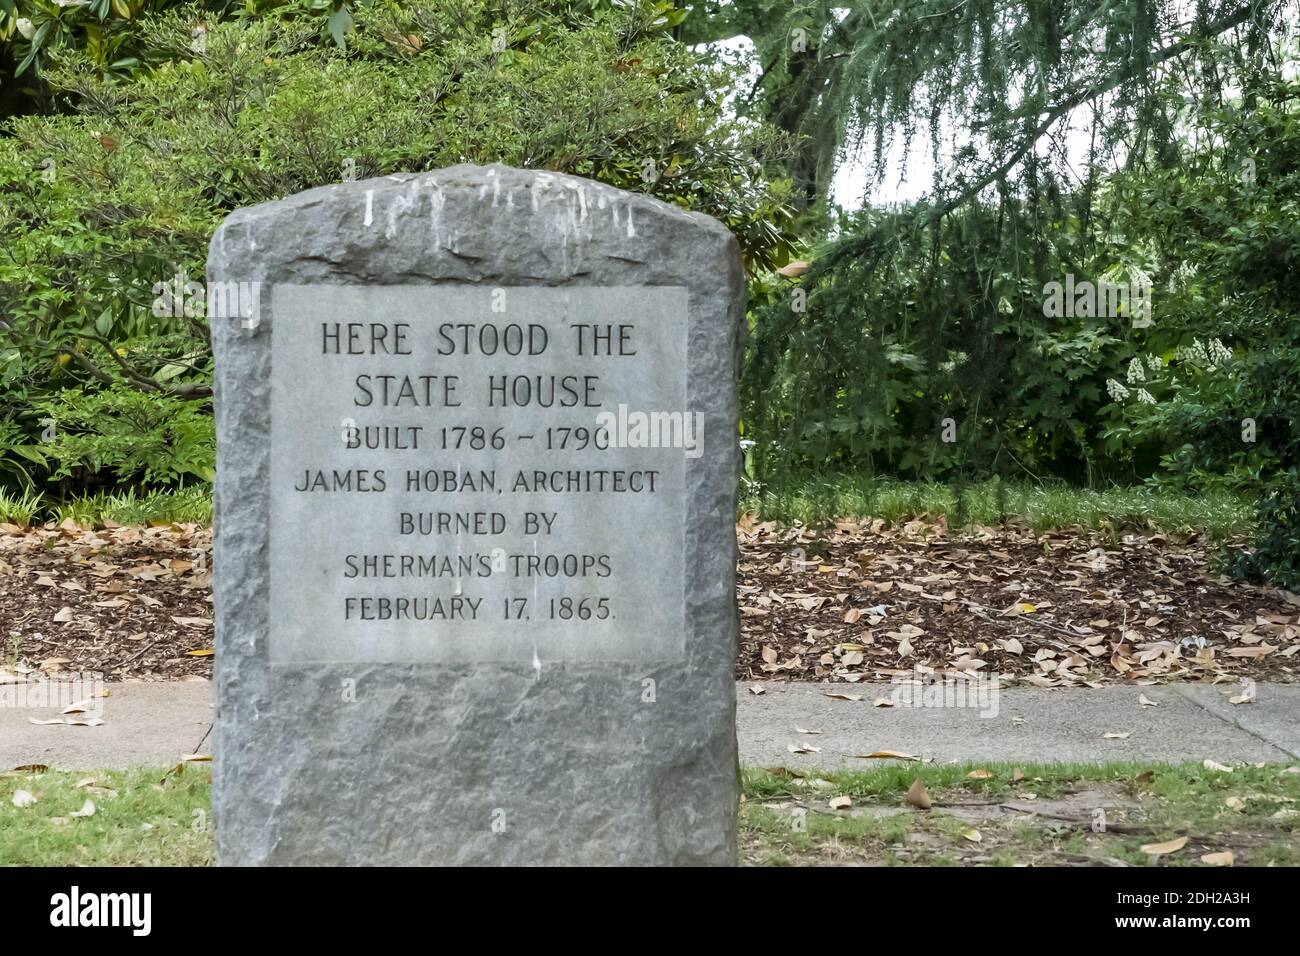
742, 200, 1142, 484
0, 414, 48, 488
0, 1, 794, 500
1230, 476, 1300, 590
36, 384, 214, 486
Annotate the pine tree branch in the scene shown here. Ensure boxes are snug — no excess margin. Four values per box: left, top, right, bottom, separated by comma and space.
927, 2, 1261, 222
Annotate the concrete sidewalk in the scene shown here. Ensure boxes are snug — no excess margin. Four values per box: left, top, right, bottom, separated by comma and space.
1, 681, 213, 770
739, 681, 1300, 769
1, 680, 1296, 770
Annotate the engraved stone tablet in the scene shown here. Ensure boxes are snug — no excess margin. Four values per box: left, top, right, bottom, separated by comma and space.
209, 166, 743, 865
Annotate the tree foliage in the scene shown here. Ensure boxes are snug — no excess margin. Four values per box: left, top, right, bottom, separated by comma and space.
740, 25, 1300, 584
0, 0, 794, 494
687, 0, 1298, 214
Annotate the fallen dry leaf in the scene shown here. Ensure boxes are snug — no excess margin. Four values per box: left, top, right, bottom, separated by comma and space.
1226, 645, 1275, 658
855, 750, 920, 761
1140, 836, 1188, 856
905, 778, 932, 810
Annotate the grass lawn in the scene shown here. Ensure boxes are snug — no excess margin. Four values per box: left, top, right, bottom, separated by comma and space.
2, 761, 1296, 866
742, 761, 1300, 866
1, 479, 1256, 540
0, 765, 212, 867
740, 476, 1256, 539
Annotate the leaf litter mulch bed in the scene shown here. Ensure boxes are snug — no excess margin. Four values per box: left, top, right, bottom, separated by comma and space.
737, 515, 1300, 687
1, 521, 213, 684
3, 516, 1299, 687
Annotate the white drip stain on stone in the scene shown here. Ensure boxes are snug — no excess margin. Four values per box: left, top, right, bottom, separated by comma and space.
363, 190, 374, 227
565, 181, 588, 223
530, 538, 541, 680
481, 167, 501, 207
532, 172, 556, 216
385, 178, 421, 239
425, 176, 446, 246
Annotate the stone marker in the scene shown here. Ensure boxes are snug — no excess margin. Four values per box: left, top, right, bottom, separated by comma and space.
208, 165, 744, 865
